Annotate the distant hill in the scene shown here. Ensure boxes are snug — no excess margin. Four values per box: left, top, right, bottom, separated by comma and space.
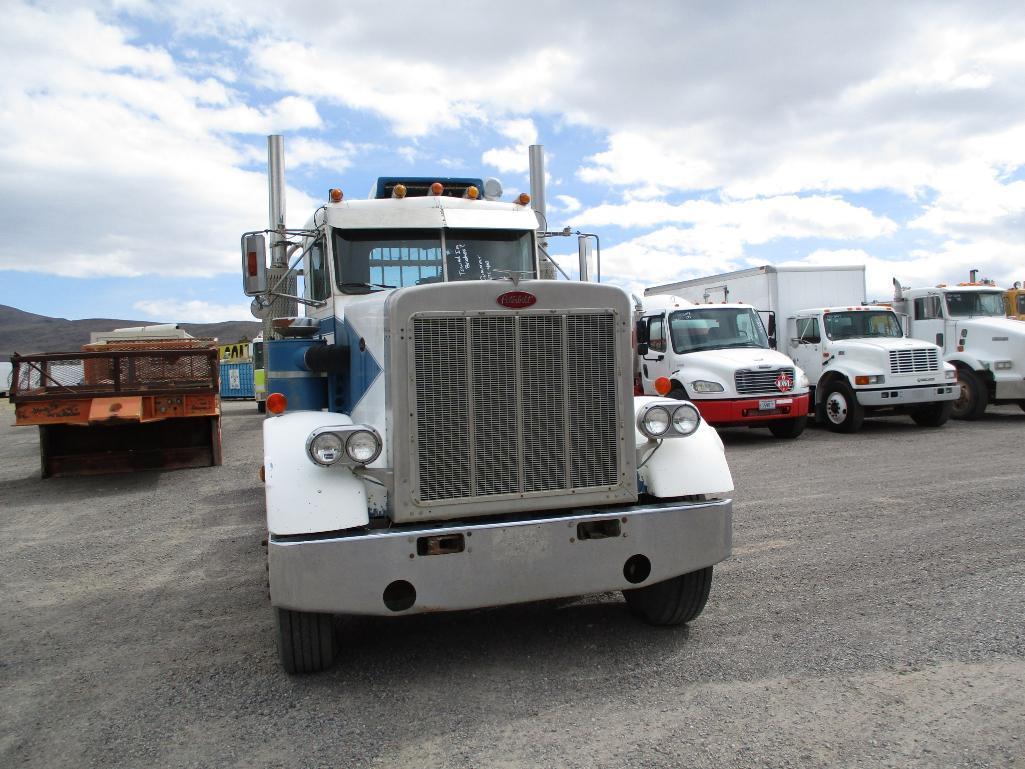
0, 305, 261, 360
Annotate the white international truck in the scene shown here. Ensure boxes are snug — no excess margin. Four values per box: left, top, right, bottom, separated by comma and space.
634, 294, 811, 439
241, 137, 735, 673
890, 275, 1025, 418
649, 266, 958, 432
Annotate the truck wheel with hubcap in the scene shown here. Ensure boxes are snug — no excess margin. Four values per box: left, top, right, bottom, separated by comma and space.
767, 415, 807, 439
623, 566, 714, 625
817, 380, 864, 433
276, 607, 335, 674
910, 400, 953, 427
951, 368, 988, 420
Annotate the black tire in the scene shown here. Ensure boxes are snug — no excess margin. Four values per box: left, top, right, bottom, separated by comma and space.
668, 384, 687, 400
1020, 401, 1025, 413
951, 368, 988, 420
767, 415, 807, 439
623, 566, 714, 626
910, 400, 953, 427
817, 380, 864, 433
257, 401, 267, 414
276, 607, 335, 674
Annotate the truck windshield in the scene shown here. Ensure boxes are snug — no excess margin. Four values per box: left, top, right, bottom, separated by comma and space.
944, 291, 1006, 318
669, 308, 770, 353
332, 228, 535, 293
823, 311, 902, 340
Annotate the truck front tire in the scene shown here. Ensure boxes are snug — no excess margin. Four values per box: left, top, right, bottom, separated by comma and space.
910, 400, 953, 427
818, 381, 864, 433
623, 566, 714, 626
951, 368, 988, 420
767, 415, 807, 439
276, 608, 335, 674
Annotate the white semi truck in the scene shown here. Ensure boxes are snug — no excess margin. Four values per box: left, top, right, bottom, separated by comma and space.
649, 266, 957, 432
242, 137, 735, 673
891, 276, 1025, 418
634, 295, 811, 439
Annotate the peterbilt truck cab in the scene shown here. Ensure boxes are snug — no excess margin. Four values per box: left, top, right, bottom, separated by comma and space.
788, 306, 958, 432
242, 138, 736, 673
636, 295, 810, 439
892, 280, 1025, 418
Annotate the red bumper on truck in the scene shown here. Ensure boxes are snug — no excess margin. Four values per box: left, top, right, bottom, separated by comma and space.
694, 393, 810, 427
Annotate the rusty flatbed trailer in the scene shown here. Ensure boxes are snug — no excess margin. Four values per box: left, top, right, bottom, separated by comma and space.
10, 348, 221, 477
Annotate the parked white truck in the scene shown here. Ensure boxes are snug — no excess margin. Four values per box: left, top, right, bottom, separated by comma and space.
635, 295, 811, 439
649, 266, 957, 432
242, 137, 735, 673
891, 276, 1025, 418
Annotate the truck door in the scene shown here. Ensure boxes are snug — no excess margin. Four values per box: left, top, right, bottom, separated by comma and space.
639, 314, 671, 393
789, 316, 823, 384
911, 294, 947, 351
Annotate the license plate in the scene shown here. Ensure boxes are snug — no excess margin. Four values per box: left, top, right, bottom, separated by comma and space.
758, 399, 776, 410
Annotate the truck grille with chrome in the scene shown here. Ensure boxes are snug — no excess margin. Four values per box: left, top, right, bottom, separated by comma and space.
889, 348, 939, 374
734, 368, 795, 395
412, 312, 618, 502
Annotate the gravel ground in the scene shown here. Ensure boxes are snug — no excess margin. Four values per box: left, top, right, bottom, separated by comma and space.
1, 398, 1023, 769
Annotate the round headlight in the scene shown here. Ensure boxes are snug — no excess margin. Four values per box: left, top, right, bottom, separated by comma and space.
309, 432, 343, 465
671, 403, 700, 435
345, 430, 381, 465
641, 406, 671, 437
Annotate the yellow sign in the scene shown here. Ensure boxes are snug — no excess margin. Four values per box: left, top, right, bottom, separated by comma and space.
218, 343, 251, 361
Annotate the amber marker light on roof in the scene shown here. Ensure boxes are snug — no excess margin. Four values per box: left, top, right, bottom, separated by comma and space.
465, 185, 480, 199
329, 188, 343, 203
430, 182, 444, 195
516, 192, 531, 206
266, 393, 288, 415
392, 184, 407, 198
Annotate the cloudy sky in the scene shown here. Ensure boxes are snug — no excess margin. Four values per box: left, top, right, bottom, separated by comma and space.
2, 0, 1024, 322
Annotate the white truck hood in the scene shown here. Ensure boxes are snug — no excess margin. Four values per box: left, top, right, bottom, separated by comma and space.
678, 347, 793, 373
837, 337, 939, 354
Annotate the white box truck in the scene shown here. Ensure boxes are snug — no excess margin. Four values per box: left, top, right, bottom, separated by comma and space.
648, 266, 958, 432
890, 275, 1025, 418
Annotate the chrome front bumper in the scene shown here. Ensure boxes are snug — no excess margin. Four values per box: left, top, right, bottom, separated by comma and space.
269, 498, 732, 615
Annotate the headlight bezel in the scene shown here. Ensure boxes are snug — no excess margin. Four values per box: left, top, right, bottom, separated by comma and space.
306, 425, 383, 467
690, 379, 725, 393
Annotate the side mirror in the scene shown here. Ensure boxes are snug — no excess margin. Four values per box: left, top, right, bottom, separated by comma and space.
242, 234, 268, 296
789, 338, 800, 348
936, 332, 944, 347
637, 342, 649, 357
635, 319, 649, 345
768, 333, 777, 350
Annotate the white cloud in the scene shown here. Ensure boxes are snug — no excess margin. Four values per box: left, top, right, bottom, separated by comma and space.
482, 119, 540, 173
133, 298, 255, 323
554, 194, 581, 213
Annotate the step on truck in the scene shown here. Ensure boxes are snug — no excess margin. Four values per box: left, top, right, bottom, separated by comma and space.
891, 274, 1025, 418
648, 265, 957, 432
242, 137, 735, 673
634, 294, 810, 439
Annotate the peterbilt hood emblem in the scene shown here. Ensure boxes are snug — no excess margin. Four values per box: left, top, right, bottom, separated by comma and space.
497, 291, 537, 309
775, 372, 794, 392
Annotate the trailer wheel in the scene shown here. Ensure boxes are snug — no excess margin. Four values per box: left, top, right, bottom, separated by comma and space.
951, 368, 988, 420
275, 608, 335, 674
767, 415, 807, 439
623, 566, 713, 626
910, 400, 953, 427
818, 381, 864, 433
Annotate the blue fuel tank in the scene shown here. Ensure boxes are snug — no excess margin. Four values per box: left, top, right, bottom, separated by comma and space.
266, 339, 327, 411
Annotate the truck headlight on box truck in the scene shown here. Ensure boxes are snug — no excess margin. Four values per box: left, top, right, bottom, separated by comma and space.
994, 360, 1013, 370
855, 375, 885, 385
690, 380, 725, 393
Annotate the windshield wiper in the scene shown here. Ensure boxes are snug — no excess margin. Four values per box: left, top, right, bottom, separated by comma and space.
340, 281, 396, 292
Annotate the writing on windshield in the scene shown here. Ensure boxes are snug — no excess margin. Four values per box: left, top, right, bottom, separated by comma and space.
669, 308, 770, 353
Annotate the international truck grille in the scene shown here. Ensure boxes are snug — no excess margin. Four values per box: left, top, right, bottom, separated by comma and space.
734, 367, 795, 395
413, 312, 618, 503
889, 348, 939, 375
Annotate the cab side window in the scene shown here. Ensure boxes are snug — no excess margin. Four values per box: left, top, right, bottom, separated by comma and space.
647, 316, 666, 352
307, 239, 330, 301
796, 317, 820, 343
914, 295, 941, 320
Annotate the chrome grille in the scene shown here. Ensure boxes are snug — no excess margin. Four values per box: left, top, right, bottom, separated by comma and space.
413, 312, 618, 503
734, 367, 794, 395
889, 348, 940, 374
